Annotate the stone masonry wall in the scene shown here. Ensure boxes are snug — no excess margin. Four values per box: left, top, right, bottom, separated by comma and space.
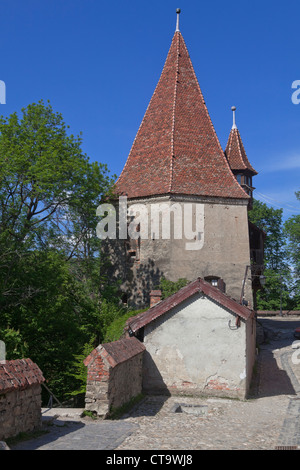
104, 195, 253, 309
108, 353, 144, 411
0, 359, 45, 440
0, 384, 43, 440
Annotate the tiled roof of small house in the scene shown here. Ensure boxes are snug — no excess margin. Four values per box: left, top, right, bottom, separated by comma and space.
115, 29, 249, 201
0, 358, 45, 393
225, 127, 257, 175
84, 337, 145, 369
126, 278, 254, 334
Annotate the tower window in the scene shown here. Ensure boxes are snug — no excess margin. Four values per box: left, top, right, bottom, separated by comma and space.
204, 276, 226, 293
128, 249, 137, 261
204, 276, 220, 287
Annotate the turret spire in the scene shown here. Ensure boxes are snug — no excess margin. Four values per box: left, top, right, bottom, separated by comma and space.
176, 8, 181, 32
231, 106, 237, 129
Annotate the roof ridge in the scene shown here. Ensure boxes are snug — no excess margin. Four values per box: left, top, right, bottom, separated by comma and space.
234, 128, 248, 170
236, 128, 257, 174
169, 31, 180, 192
127, 277, 254, 334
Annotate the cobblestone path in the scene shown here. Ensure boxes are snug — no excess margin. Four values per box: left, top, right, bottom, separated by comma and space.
10, 317, 300, 451
116, 317, 300, 451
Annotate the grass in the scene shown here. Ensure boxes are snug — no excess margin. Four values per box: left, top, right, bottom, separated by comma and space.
82, 410, 98, 419
108, 393, 145, 420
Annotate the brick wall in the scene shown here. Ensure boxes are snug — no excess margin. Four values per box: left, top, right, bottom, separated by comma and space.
84, 337, 145, 418
0, 359, 45, 440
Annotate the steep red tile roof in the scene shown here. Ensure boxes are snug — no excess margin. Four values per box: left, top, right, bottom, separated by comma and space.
126, 278, 254, 334
0, 358, 45, 393
115, 31, 249, 200
225, 127, 257, 175
84, 337, 145, 369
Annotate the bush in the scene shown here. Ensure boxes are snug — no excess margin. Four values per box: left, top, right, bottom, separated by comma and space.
103, 309, 146, 342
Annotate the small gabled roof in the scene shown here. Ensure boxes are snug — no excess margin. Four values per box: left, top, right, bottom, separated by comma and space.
126, 278, 254, 334
84, 337, 145, 369
115, 28, 249, 201
0, 359, 45, 393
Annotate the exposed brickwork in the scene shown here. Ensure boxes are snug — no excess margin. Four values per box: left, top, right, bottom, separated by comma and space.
84, 338, 145, 418
150, 290, 162, 308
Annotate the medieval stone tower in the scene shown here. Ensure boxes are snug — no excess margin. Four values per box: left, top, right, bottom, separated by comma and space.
107, 10, 259, 308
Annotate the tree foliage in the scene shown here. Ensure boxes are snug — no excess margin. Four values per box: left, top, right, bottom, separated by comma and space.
158, 277, 189, 300
284, 192, 300, 308
248, 199, 287, 271
0, 101, 120, 402
249, 198, 300, 311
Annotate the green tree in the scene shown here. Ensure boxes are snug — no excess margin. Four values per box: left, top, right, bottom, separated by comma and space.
284, 191, 300, 309
248, 199, 292, 310
248, 199, 287, 271
0, 101, 118, 401
159, 277, 189, 300
0, 100, 114, 258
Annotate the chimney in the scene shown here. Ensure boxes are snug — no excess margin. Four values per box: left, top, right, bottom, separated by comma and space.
150, 290, 162, 308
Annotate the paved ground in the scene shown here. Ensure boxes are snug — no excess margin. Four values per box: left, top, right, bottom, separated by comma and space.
10, 316, 300, 451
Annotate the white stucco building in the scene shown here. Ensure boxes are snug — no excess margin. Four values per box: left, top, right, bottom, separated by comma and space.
126, 278, 256, 399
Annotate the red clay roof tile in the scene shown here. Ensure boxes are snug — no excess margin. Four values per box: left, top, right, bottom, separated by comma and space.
0, 358, 45, 393
115, 31, 249, 200
84, 337, 145, 369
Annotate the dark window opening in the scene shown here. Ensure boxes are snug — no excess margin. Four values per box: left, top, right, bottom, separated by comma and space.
204, 276, 220, 287
204, 276, 226, 293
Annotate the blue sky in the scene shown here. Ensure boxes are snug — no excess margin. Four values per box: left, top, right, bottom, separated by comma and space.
0, 0, 300, 221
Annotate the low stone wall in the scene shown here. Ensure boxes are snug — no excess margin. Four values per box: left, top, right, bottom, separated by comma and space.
84, 337, 145, 418
257, 310, 300, 317
0, 359, 45, 440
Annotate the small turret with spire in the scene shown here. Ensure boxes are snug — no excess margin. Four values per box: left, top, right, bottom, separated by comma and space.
225, 106, 258, 208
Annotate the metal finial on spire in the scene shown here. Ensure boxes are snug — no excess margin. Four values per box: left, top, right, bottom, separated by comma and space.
231, 106, 237, 129
176, 8, 181, 32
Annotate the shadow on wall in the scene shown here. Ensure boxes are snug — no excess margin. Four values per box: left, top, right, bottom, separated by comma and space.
255, 348, 296, 398
142, 351, 171, 397
102, 235, 165, 307
128, 258, 164, 308
253, 318, 300, 398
